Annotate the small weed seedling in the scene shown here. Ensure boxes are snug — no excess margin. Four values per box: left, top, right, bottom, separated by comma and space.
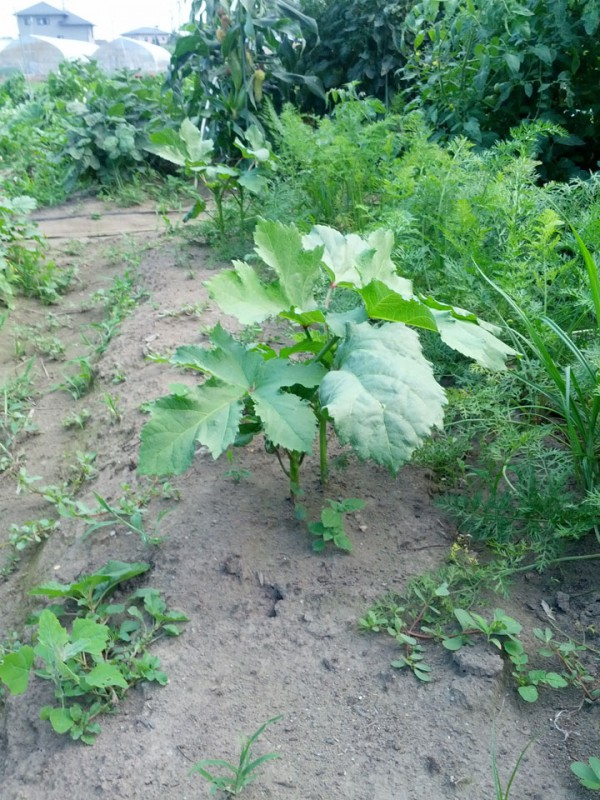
492, 727, 536, 800
62, 408, 91, 430
571, 756, 600, 791
300, 497, 365, 552
17, 468, 171, 545
102, 392, 123, 424
190, 716, 282, 796
0, 560, 187, 744
222, 450, 252, 484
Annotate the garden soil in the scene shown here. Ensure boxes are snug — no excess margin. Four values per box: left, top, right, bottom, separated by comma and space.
0, 200, 597, 800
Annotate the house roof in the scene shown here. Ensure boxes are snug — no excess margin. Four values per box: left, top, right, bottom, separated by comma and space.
121, 27, 170, 36
16, 3, 64, 16
15, 3, 93, 26
60, 12, 94, 26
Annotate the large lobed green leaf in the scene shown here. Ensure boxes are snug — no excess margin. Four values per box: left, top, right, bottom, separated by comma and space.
320, 322, 446, 473
139, 326, 327, 476
252, 219, 323, 310
138, 385, 244, 475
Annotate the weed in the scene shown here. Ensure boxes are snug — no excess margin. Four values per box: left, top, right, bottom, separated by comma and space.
8, 518, 60, 552
66, 451, 97, 492
492, 728, 536, 800
571, 756, 600, 791
0, 361, 37, 472
60, 356, 96, 399
300, 497, 365, 552
222, 451, 252, 485
190, 716, 282, 796
0, 561, 187, 744
61, 408, 91, 430
17, 468, 170, 546
102, 392, 122, 424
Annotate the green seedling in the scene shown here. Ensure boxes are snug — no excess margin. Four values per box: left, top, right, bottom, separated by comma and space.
222, 450, 252, 484
190, 716, 282, 796
60, 356, 96, 399
8, 517, 60, 551
62, 408, 91, 429
102, 392, 123, 424
571, 757, 600, 791
304, 497, 365, 552
492, 727, 536, 799
66, 451, 97, 492
0, 561, 187, 744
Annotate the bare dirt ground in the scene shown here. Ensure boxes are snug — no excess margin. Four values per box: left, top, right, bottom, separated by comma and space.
0, 199, 598, 799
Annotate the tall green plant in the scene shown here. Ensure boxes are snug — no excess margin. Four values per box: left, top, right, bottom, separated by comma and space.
138, 219, 514, 496
399, 0, 600, 177
481, 231, 600, 508
169, 0, 322, 157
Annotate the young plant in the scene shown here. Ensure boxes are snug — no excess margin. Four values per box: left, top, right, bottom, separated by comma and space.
303, 497, 364, 552
138, 219, 515, 500
190, 715, 282, 796
145, 119, 273, 237
571, 757, 600, 791
492, 727, 536, 800
0, 560, 188, 744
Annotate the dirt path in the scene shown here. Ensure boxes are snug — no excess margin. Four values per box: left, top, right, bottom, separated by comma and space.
0, 201, 597, 799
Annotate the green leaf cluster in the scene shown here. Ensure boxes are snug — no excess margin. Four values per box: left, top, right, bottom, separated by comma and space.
139, 218, 514, 488
306, 497, 364, 552
0, 561, 187, 744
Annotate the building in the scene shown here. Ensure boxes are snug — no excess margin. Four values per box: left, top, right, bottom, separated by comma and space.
120, 27, 171, 46
15, 3, 94, 43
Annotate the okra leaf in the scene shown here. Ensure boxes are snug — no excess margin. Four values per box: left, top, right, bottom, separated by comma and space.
320, 322, 446, 473
138, 384, 244, 474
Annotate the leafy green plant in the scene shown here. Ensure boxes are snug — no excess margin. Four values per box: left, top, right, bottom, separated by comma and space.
482, 231, 600, 527
0, 194, 71, 307
60, 356, 96, 399
7, 517, 60, 552
145, 118, 273, 237
572, 757, 600, 792
62, 408, 91, 430
170, 0, 320, 157
399, 0, 600, 177
303, 497, 364, 552
17, 468, 170, 545
138, 218, 514, 501
0, 361, 37, 472
0, 561, 187, 744
190, 715, 282, 796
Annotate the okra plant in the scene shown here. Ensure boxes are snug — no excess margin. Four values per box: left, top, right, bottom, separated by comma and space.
138, 219, 515, 496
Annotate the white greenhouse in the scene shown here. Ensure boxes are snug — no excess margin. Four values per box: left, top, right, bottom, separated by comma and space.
0, 35, 96, 78
93, 37, 170, 74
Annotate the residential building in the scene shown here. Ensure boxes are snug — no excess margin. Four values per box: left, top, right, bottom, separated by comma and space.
15, 3, 94, 43
121, 27, 171, 46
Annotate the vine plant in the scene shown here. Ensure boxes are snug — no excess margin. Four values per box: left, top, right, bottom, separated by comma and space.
138, 219, 514, 498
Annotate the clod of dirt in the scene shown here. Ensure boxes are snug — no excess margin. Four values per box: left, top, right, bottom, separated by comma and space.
452, 642, 504, 678
221, 553, 243, 578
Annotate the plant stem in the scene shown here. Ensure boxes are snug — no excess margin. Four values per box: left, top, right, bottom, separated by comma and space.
319, 413, 329, 484
288, 451, 301, 501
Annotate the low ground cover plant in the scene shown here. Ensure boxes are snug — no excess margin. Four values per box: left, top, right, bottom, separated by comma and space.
0, 561, 187, 744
